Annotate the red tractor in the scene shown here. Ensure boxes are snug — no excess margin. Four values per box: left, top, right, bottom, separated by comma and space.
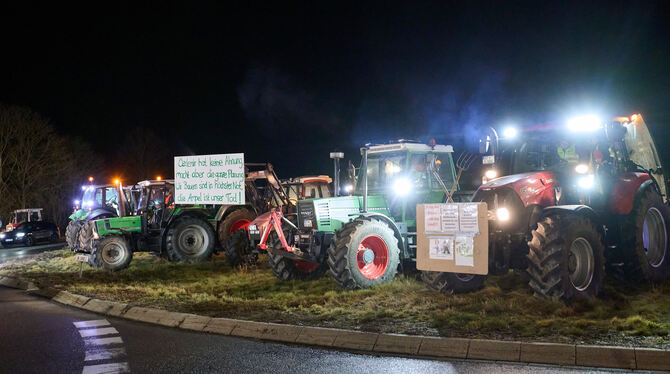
423, 114, 670, 301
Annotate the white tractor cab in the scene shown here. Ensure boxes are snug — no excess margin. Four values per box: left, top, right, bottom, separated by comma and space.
283, 175, 333, 205
5, 208, 43, 232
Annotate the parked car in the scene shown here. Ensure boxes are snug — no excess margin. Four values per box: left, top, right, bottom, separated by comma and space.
0, 221, 59, 247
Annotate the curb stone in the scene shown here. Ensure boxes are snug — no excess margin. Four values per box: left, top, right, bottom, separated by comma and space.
1, 276, 669, 371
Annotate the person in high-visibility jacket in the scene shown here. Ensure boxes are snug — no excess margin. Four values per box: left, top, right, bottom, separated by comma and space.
557, 140, 579, 163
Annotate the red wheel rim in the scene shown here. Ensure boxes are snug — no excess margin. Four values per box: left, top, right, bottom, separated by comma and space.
229, 219, 251, 234
293, 260, 320, 274
356, 235, 389, 279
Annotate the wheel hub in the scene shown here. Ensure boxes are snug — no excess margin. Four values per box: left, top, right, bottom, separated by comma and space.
568, 237, 595, 291
362, 249, 375, 264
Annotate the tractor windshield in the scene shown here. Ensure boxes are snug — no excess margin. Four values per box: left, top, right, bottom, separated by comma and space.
13, 211, 28, 224
363, 152, 455, 193
623, 116, 665, 197
365, 153, 406, 191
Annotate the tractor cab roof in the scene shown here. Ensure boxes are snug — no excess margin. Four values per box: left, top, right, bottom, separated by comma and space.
138, 179, 175, 187
366, 140, 454, 155
287, 175, 332, 184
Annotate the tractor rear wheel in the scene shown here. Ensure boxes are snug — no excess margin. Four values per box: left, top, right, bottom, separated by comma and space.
622, 188, 670, 282
268, 253, 326, 281
88, 235, 133, 271
225, 229, 258, 268
527, 214, 605, 301
327, 216, 400, 289
166, 216, 216, 262
421, 271, 486, 294
218, 209, 256, 245
78, 221, 95, 253
65, 220, 82, 251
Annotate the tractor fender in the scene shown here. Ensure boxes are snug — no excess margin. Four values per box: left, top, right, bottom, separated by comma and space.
539, 205, 604, 236
85, 209, 116, 221
608, 172, 652, 215
215, 205, 256, 222
353, 212, 408, 258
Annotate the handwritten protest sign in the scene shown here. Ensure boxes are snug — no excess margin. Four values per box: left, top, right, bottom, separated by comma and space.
174, 153, 245, 205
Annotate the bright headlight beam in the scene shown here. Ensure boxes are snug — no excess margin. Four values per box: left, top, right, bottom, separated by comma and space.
575, 163, 589, 174
567, 115, 602, 132
502, 126, 518, 138
578, 174, 595, 189
392, 177, 412, 196
485, 169, 497, 179
496, 207, 510, 221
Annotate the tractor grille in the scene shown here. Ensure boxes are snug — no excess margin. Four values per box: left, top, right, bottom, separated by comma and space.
315, 200, 331, 228
473, 187, 526, 231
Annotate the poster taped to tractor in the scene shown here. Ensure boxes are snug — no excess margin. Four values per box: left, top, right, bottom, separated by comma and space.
174, 153, 245, 205
416, 202, 488, 275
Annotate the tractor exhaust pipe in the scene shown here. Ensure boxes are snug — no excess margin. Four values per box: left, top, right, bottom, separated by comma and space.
330, 152, 344, 197
361, 147, 368, 213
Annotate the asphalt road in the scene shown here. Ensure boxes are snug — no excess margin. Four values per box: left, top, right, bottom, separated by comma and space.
0, 242, 66, 262
0, 286, 643, 374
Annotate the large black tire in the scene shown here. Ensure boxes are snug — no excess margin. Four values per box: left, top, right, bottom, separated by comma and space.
527, 214, 605, 301
218, 209, 256, 245
421, 271, 487, 294
88, 235, 133, 271
621, 188, 670, 282
225, 229, 258, 268
78, 221, 95, 253
268, 253, 327, 281
166, 216, 216, 262
66, 220, 82, 250
327, 216, 400, 289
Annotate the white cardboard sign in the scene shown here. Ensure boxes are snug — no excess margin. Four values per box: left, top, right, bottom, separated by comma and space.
174, 153, 245, 205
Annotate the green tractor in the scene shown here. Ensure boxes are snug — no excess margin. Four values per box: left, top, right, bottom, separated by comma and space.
246, 140, 466, 288
65, 183, 135, 251
84, 179, 219, 270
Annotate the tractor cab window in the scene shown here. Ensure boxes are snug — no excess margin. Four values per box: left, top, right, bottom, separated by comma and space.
409, 154, 429, 190
364, 153, 406, 191
510, 140, 562, 174
434, 154, 456, 187
105, 187, 120, 213
623, 118, 666, 197
30, 211, 40, 222
14, 212, 28, 223
82, 187, 104, 209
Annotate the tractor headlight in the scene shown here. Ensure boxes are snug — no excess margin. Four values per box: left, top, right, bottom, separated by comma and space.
578, 174, 595, 189
343, 184, 354, 193
496, 207, 510, 221
392, 177, 413, 196
575, 163, 589, 174
485, 169, 497, 179
15, 232, 25, 238
567, 115, 602, 132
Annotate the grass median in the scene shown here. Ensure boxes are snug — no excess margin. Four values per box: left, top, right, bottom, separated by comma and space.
2, 249, 669, 348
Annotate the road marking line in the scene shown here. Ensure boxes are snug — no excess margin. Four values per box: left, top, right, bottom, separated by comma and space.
82, 362, 130, 374
85, 337, 123, 346
79, 327, 119, 338
84, 347, 126, 362
74, 320, 110, 328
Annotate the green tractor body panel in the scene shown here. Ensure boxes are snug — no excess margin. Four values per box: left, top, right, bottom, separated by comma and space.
94, 216, 143, 236
304, 195, 390, 232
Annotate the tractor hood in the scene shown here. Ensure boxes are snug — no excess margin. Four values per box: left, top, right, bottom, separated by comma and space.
476, 171, 557, 207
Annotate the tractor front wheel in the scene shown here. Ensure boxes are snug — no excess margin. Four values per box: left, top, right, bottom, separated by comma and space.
88, 235, 133, 271
225, 229, 258, 268
527, 214, 605, 301
166, 217, 216, 262
218, 209, 256, 245
78, 221, 95, 253
623, 188, 670, 282
327, 216, 400, 289
421, 271, 486, 294
65, 220, 82, 251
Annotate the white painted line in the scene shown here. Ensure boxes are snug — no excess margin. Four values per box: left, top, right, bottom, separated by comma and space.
74, 320, 110, 328
79, 327, 119, 338
85, 337, 123, 346
82, 362, 130, 374
84, 347, 126, 361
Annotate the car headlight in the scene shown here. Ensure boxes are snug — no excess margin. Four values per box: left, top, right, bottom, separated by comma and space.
575, 163, 589, 174
15, 232, 25, 238
0, 233, 5, 239
496, 207, 510, 221
392, 177, 412, 196
578, 174, 595, 189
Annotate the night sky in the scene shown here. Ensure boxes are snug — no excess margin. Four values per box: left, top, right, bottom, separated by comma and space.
2, 1, 669, 179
